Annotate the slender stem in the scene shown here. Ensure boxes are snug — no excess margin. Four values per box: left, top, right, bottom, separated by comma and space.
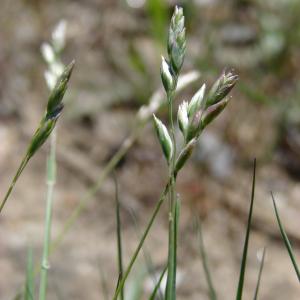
165, 89, 178, 300
0, 154, 30, 213
197, 217, 217, 300
253, 247, 266, 300
39, 130, 57, 300
112, 180, 171, 300
128, 208, 164, 300
149, 265, 168, 300
113, 174, 124, 300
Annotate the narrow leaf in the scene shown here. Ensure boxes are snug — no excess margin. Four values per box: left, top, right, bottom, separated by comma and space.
235, 158, 256, 300
128, 208, 164, 300
113, 173, 124, 300
196, 217, 217, 300
253, 247, 266, 300
271, 192, 300, 282
149, 265, 168, 300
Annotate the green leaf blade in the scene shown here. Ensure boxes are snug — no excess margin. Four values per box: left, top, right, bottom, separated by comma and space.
235, 159, 257, 300
271, 192, 300, 282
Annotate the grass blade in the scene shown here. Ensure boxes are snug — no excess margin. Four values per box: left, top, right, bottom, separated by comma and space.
235, 158, 256, 300
113, 173, 124, 300
25, 247, 35, 300
196, 217, 217, 300
253, 247, 266, 300
149, 265, 168, 300
271, 192, 300, 282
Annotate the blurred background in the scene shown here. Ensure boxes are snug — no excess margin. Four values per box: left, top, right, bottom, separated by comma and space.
0, 0, 300, 299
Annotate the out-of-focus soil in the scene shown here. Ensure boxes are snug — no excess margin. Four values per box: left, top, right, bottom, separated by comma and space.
0, 1, 299, 299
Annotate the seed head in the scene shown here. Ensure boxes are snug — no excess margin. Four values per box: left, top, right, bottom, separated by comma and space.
201, 98, 229, 129
27, 118, 58, 159
168, 6, 186, 74
188, 84, 206, 118
52, 20, 67, 52
174, 138, 197, 176
153, 114, 173, 163
160, 56, 175, 93
177, 101, 189, 139
46, 60, 75, 119
41, 43, 56, 65
186, 110, 202, 143
206, 70, 238, 108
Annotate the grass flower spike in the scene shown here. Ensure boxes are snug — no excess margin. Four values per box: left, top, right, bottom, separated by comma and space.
161, 56, 175, 94
188, 84, 206, 118
0, 61, 74, 213
201, 98, 229, 129
206, 70, 238, 108
46, 60, 74, 118
174, 138, 197, 176
178, 101, 189, 140
153, 114, 173, 163
168, 6, 186, 75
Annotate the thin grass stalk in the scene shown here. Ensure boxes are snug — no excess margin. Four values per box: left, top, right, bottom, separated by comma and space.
25, 247, 35, 300
0, 155, 30, 213
271, 192, 300, 282
39, 131, 57, 300
113, 174, 124, 300
235, 158, 256, 300
128, 208, 164, 300
149, 265, 168, 300
253, 247, 266, 300
196, 217, 217, 300
165, 89, 178, 300
49, 71, 199, 255
112, 180, 171, 300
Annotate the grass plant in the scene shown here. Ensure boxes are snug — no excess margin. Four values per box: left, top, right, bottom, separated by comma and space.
3, 5, 299, 300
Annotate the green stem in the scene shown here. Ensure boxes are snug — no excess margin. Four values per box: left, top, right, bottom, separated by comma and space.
113, 174, 124, 300
112, 180, 171, 300
39, 130, 57, 300
149, 265, 168, 300
197, 217, 217, 300
0, 155, 30, 213
165, 90, 177, 300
